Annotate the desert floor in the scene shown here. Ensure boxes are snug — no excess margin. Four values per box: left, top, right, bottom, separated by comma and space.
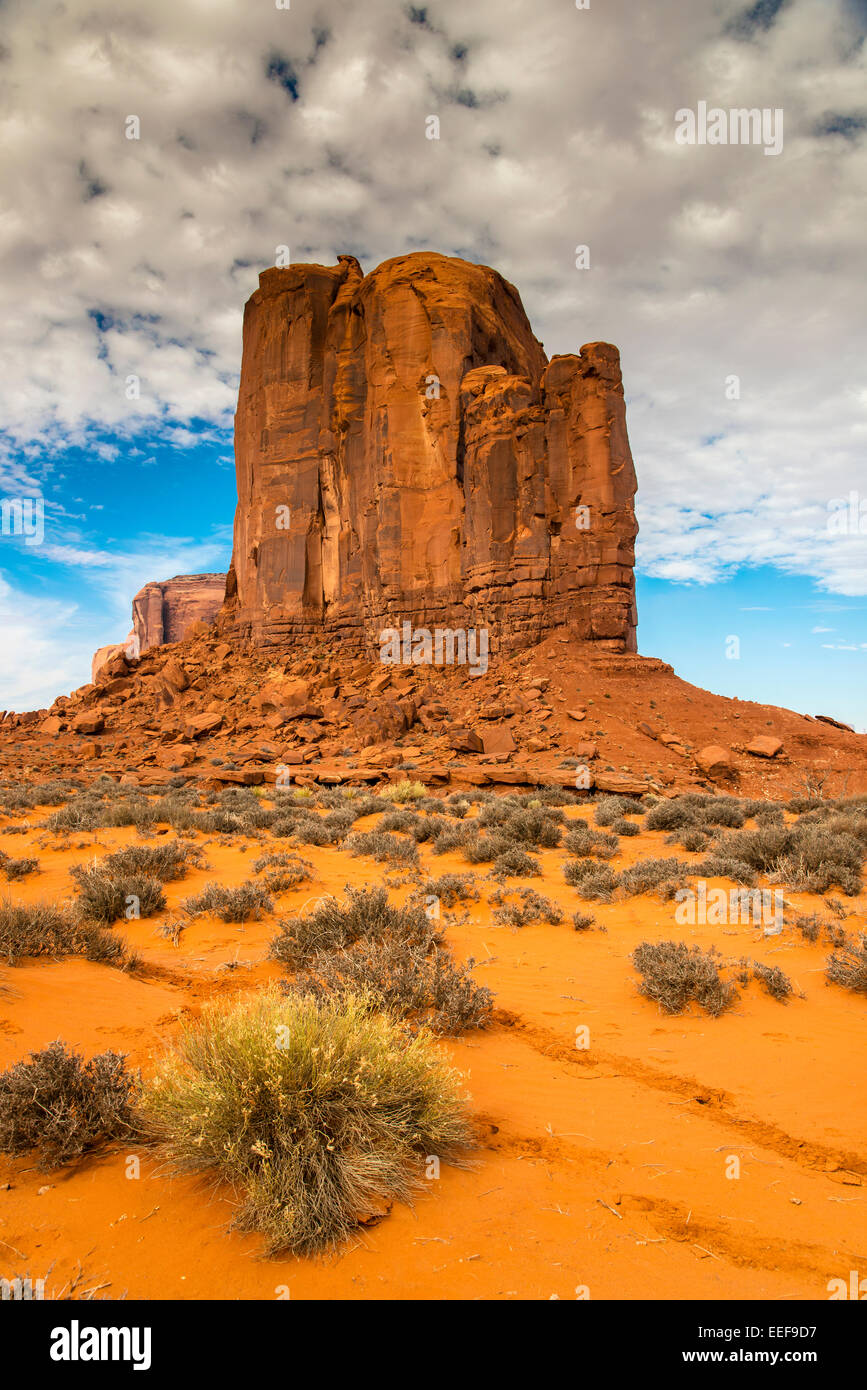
1, 793, 865, 1302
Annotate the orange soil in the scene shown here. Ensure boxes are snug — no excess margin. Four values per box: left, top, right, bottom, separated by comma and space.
1, 804, 865, 1302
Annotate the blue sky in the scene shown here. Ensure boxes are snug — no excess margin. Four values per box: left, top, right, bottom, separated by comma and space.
0, 0, 864, 724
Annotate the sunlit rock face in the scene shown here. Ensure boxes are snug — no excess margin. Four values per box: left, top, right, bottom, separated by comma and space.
223, 251, 638, 654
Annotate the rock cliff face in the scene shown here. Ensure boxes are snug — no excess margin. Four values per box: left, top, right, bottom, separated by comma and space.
132, 574, 226, 653
222, 252, 638, 654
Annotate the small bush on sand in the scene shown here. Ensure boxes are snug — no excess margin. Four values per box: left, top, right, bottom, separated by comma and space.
562, 825, 619, 858
183, 881, 273, 923
751, 961, 796, 1002
462, 834, 500, 864
490, 846, 541, 879
0, 851, 40, 880
70, 866, 166, 925
0, 1040, 138, 1168
0, 899, 133, 967
595, 795, 645, 826
139, 987, 472, 1254
631, 941, 738, 1017
99, 842, 206, 882
496, 807, 563, 849
825, 936, 867, 995
380, 779, 426, 803
490, 887, 564, 927
270, 886, 435, 971
292, 937, 493, 1035
419, 873, 480, 907
572, 910, 596, 932
665, 828, 710, 853
611, 818, 640, 837
563, 860, 618, 900
618, 857, 692, 898
344, 830, 420, 866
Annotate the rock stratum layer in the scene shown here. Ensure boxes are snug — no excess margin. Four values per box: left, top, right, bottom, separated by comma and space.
222, 252, 638, 654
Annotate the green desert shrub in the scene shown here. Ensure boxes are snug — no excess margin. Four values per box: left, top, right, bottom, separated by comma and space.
380, 779, 426, 803
70, 866, 166, 925
665, 827, 711, 853
183, 881, 273, 922
712, 824, 862, 895
0, 1040, 139, 1169
632, 941, 738, 1017
139, 987, 472, 1254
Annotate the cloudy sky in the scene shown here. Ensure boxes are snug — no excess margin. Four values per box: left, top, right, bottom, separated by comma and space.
1, 0, 865, 724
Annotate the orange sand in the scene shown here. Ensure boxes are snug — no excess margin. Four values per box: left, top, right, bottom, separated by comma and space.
1, 805, 865, 1301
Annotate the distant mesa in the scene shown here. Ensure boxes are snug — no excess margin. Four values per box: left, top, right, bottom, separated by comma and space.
93, 573, 225, 680
92, 250, 638, 675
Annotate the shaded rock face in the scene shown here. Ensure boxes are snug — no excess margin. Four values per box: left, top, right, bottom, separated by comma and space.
223, 251, 638, 655
132, 574, 226, 654
91, 632, 137, 683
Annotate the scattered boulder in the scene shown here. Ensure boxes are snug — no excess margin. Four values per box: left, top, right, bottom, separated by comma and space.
72, 712, 105, 736
745, 735, 784, 759
183, 712, 223, 740
695, 745, 736, 780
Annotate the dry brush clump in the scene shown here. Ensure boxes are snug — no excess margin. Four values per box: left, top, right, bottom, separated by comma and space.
631, 941, 739, 1017
344, 829, 420, 866
419, 873, 480, 907
139, 987, 473, 1255
182, 880, 273, 922
711, 822, 863, 896
98, 841, 207, 882
0, 1040, 139, 1169
0, 849, 40, 880
825, 935, 867, 995
490, 886, 564, 927
270, 886, 434, 970
562, 824, 619, 858
70, 865, 167, 925
0, 899, 133, 968
292, 937, 493, 1036
750, 961, 797, 1002
271, 886, 492, 1034
563, 860, 619, 900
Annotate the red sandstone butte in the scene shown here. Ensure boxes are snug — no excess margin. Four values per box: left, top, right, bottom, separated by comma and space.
132, 574, 226, 653
220, 252, 638, 655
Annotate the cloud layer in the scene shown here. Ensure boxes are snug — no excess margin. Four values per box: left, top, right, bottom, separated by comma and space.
0, 0, 865, 707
